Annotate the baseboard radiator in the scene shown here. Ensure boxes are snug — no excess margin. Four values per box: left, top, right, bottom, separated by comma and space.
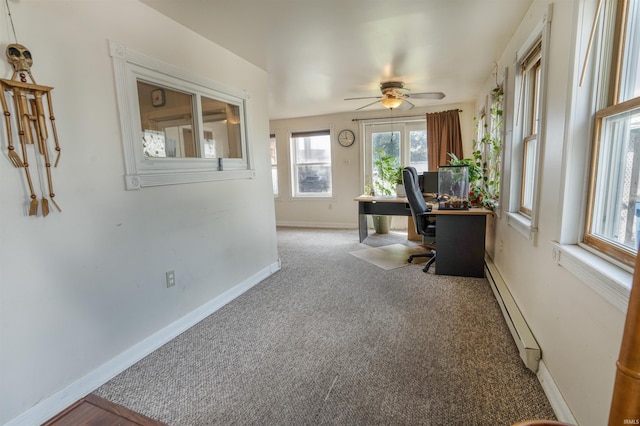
485, 258, 541, 372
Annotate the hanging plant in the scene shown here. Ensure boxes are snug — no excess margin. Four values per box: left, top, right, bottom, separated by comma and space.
475, 85, 504, 209
448, 85, 504, 209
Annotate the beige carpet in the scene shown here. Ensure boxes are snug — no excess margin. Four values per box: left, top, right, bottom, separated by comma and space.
349, 243, 429, 270
95, 228, 557, 425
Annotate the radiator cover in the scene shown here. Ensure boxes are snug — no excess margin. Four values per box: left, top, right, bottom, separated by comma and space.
485, 258, 541, 372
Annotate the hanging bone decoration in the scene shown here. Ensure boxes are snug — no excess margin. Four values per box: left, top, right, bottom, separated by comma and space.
1, 44, 61, 216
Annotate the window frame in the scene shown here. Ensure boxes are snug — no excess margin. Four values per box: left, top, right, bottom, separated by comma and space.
505, 7, 551, 244
270, 133, 279, 197
552, 0, 635, 312
289, 128, 333, 199
585, 99, 640, 266
109, 40, 254, 189
361, 118, 428, 192
583, 0, 640, 268
519, 51, 542, 216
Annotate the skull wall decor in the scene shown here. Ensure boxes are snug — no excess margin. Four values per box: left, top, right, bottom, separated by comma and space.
1, 43, 62, 216
6, 44, 33, 74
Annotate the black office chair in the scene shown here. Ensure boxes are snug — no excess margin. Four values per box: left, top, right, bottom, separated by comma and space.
403, 167, 436, 273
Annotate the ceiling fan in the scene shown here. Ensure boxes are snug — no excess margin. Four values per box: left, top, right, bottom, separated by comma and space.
344, 81, 445, 111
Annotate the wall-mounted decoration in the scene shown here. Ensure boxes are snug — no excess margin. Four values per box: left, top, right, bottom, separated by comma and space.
0, 44, 62, 216
151, 88, 165, 107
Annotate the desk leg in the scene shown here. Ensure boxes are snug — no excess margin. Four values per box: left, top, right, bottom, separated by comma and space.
359, 214, 368, 242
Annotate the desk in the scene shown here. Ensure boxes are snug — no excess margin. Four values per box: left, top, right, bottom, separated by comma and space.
354, 195, 493, 277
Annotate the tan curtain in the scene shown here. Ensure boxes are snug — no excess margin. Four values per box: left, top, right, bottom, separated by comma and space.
426, 109, 463, 171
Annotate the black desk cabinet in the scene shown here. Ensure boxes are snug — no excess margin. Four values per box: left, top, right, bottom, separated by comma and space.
435, 214, 486, 278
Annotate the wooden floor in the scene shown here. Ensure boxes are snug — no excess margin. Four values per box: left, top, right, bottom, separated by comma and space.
42, 394, 167, 426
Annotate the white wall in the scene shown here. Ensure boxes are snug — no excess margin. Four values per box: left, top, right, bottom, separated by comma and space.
271, 102, 476, 229
480, 1, 626, 424
0, 1, 278, 424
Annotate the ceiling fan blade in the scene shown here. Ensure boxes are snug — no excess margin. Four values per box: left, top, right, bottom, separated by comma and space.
344, 95, 383, 101
355, 99, 383, 111
409, 92, 446, 100
399, 99, 415, 110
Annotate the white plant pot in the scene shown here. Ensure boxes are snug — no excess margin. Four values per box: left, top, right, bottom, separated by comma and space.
396, 184, 406, 197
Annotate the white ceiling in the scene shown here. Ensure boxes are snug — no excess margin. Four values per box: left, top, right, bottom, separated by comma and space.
141, 0, 533, 120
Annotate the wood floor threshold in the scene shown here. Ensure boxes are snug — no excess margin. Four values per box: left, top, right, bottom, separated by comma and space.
42, 393, 167, 426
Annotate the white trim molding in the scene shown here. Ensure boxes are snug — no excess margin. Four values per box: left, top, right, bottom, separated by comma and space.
537, 360, 578, 423
506, 211, 539, 244
551, 241, 631, 312
275, 221, 355, 229
4, 260, 281, 426
109, 40, 254, 189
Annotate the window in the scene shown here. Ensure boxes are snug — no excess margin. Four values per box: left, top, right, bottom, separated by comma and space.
270, 134, 278, 196
110, 40, 253, 189
585, 0, 640, 267
519, 42, 542, 216
137, 82, 242, 161
370, 129, 401, 195
363, 119, 428, 193
505, 15, 549, 241
290, 130, 332, 197
409, 128, 428, 173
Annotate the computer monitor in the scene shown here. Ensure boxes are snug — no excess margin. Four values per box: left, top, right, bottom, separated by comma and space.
423, 171, 439, 195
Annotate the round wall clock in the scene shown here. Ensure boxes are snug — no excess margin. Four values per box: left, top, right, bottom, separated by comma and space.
338, 129, 355, 147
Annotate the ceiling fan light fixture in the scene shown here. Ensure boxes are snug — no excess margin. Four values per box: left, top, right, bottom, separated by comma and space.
380, 97, 403, 109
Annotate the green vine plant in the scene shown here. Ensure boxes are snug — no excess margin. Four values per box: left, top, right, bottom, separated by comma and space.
373, 149, 402, 196
449, 85, 504, 209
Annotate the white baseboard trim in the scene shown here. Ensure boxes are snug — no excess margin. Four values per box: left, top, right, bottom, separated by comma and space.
537, 360, 577, 424
276, 220, 355, 229
3, 260, 281, 426
484, 258, 576, 422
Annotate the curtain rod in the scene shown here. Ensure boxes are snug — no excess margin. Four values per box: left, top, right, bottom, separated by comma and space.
351, 109, 463, 122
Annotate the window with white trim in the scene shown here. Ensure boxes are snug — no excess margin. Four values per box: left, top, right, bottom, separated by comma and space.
505, 7, 552, 242
362, 119, 427, 194
270, 134, 278, 196
290, 130, 333, 197
518, 41, 542, 217
109, 40, 253, 189
585, 0, 640, 267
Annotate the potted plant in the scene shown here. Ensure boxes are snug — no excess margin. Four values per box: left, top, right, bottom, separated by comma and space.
373, 150, 400, 197
393, 166, 406, 197
371, 150, 402, 233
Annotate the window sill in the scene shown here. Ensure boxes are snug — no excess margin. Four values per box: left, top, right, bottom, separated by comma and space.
291, 195, 335, 200
551, 242, 631, 313
126, 169, 255, 189
506, 212, 537, 242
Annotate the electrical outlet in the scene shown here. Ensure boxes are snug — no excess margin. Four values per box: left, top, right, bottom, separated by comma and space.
166, 270, 176, 288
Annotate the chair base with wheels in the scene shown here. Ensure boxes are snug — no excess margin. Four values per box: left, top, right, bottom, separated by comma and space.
408, 247, 436, 273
